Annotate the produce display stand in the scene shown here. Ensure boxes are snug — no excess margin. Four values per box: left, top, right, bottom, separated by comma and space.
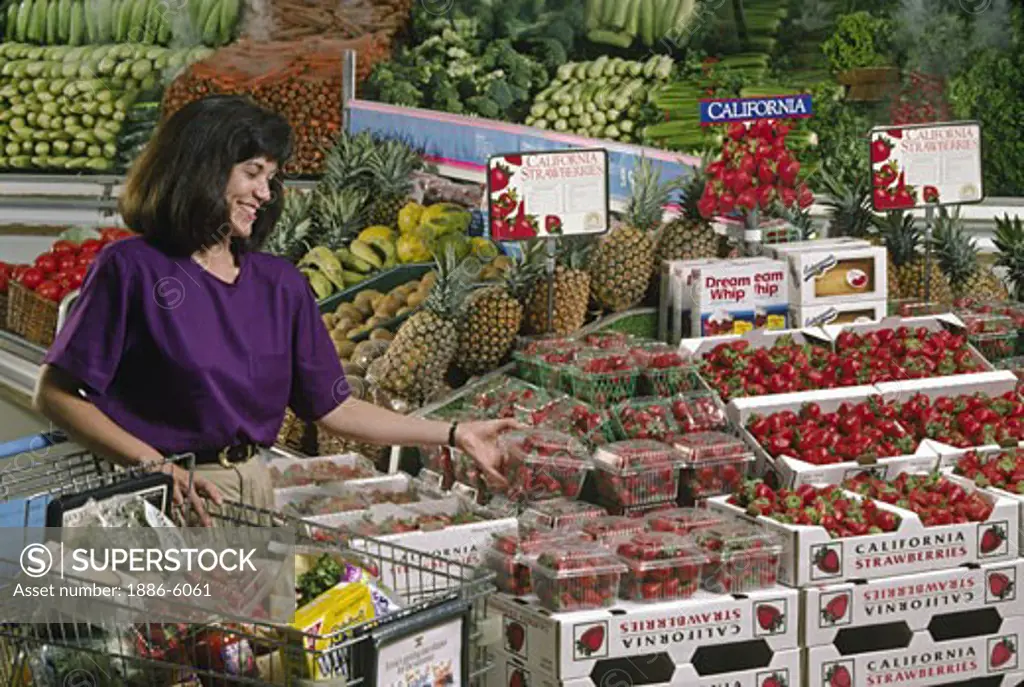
0, 433, 495, 686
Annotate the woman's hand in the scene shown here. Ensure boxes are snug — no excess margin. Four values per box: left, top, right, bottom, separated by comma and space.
454, 419, 523, 488
158, 463, 224, 527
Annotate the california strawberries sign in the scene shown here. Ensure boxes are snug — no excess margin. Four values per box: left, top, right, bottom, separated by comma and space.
869, 122, 983, 211
487, 149, 609, 241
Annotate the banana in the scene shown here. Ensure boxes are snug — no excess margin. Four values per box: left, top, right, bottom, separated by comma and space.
350, 240, 384, 270
301, 269, 334, 300
334, 246, 373, 274
365, 237, 397, 269
298, 246, 347, 290
341, 270, 367, 287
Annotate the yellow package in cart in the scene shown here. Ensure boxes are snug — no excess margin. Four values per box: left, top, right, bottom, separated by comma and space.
283, 582, 376, 681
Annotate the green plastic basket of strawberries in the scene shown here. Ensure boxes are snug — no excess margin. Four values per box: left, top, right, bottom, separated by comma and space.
630, 342, 702, 397
567, 349, 640, 407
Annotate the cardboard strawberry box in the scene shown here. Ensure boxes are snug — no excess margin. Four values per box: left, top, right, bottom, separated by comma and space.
487, 586, 799, 682
936, 446, 1024, 554
266, 452, 378, 490
774, 242, 887, 307
707, 481, 1020, 587
485, 646, 801, 687
728, 387, 938, 489
807, 617, 1024, 687
802, 559, 1024, 648
790, 299, 887, 329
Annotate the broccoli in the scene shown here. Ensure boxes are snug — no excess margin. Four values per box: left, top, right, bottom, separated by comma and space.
525, 37, 569, 74
466, 96, 501, 119
486, 80, 516, 111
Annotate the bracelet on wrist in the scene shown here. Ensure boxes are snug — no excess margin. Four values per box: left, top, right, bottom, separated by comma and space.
448, 422, 459, 448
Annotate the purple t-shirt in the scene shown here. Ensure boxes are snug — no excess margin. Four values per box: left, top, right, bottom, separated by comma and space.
44, 237, 349, 454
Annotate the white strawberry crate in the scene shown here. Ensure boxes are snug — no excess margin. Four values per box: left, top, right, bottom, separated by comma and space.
265, 452, 378, 490
727, 386, 938, 488
935, 451, 1024, 556
486, 586, 799, 681
485, 645, 800, 687
807, 617, 1024, 687
802, 559, 1024, 648
706, 481, 1019, 587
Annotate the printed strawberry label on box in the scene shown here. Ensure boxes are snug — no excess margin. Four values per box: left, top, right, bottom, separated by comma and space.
485, 646, 802, 687
776, 244, 887, 307
802, 560, 1024, 647
808, 617, 1024, 687
487, 588, 798, 681
678, 259, 790, 339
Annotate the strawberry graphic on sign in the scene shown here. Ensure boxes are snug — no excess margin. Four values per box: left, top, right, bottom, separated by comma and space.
505, 155, 523, 167
509, 667, 528, 687
491, 163, 513, 193
544, 215, 563, 236
575, 624, 605, 658
988, 571, 1014, 600
755, 604, 785, 633
505, 621, 525, 655
813, 546, 841, 576
991, 637, 1016, 669
761, 672, 788, 687
821, 593, 850, 626
824, 663, 851, 687
980, 524, 1006, 555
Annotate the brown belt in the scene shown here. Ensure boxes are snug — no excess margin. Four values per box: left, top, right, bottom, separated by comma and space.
191, 443, 262, 467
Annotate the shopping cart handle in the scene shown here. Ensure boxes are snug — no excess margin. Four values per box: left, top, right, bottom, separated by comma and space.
0, 431, 68, 460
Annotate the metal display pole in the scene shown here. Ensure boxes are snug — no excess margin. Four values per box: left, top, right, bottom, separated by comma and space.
923, 204, 935, 302
545, 237, 556, 334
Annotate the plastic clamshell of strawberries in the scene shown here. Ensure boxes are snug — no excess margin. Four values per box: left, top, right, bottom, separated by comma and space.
583, 332, 634, 349
615, 531, 708, 571
498, 429, 591, 467
592, 440, 686, 472
269, 455, 377, 488
669, 391, 729, 432
521, 498, 607, 529
646, 507, 728, 535
581, 515, 647, 544
530, 544, 629, 580
518, 335, 584, 356
694, 521, 783, 593
674, 431, 751, 463
531, 545, 628, 611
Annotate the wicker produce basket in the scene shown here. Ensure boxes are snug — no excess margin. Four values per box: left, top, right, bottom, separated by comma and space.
0, 290, 7, 333
7, 282, 58, 346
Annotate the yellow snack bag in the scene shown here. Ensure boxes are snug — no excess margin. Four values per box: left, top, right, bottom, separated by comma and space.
283, 582, 376, 681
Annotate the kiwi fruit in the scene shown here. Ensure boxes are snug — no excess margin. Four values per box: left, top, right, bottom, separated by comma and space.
334, 303, 363, 322
335, 339, 357, 359
396, 306, 414, 317
370, 328, 394, 342
374, 294, 402, 318
322, 313, 337, 329
406, 290, 427, 309
329, 329, 349, 343
366, 315, 389, 328
334, 317, 357, 333
420, 271, 438, 289
347, 324, 374, 340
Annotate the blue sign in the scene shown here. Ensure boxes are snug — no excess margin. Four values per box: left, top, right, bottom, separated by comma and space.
699, 94, 813, 125
347, 100, 699, 206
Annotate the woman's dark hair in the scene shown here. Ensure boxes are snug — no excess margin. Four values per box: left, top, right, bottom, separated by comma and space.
120, 95, 293, 256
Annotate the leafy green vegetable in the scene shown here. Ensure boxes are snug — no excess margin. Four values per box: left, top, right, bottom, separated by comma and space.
805, 82, 872, 193
297, 553, 344, 608
821, 11, 893, 73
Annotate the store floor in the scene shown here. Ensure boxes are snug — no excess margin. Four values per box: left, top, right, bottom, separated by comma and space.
0, 397, 48, 442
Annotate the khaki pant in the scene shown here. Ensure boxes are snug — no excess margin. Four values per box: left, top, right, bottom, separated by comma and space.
181, 451, 276, 526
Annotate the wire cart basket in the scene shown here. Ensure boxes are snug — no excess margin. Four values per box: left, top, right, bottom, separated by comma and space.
0, 433, 497, 686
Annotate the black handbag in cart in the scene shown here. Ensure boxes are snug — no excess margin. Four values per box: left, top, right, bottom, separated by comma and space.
45, 472, 175, 527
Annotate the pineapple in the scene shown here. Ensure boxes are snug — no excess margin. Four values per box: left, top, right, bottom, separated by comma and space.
457, 256, 541, 376
654, 162, 717, 271
877, 210, 954, 304
370, 248, 477, 405
321, 131, 378, 191
933, 206, 1009, 301
821, 174, 874, 239
313, 187, 369, 250
589, 158, 675, 312
524, 238, 592, 335
994, 214, 1024, 301
276, 408, 310, 453
262, 189, 315, 261
367, 139, 423, 228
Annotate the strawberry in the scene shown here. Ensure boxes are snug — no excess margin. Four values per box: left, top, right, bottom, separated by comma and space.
575, 625, 605, 656
761, 674, 786, 687
544, 215, 563, 235
825, 664, 851, 687
756, 604, 784, 632
509, 668, 527, 687
980, 525, 1006, 554
923, 185, 939, 203
490, 163, 513, 192
988, 572, 1014, 600
822, 593, 849, 624
505, 155, 523, 166
991, 638, 1016, 668
505, 622, 525, 653
815, 548, 841, 574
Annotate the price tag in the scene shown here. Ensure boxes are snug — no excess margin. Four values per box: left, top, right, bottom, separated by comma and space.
418, 469, 444, 492
734, 321, 754, 335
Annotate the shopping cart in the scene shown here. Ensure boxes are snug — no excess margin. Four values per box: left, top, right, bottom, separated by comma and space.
0, 433, 496, 686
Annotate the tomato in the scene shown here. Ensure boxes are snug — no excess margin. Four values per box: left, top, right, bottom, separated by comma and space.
101, 228, 134, 242
19, 267, 44, 290
51, 240, 78, 256
35, 280, 62, 302
76, 253, 96, 268
57, 254, 76, 272
0, 261, 10, 278
0, 272, 7, 294
67, 267, 87, 289
78, 239, 103, 255
34, 253, 58, 274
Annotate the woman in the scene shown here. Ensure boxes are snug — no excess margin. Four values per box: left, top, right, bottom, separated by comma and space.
33, 95, 515, 526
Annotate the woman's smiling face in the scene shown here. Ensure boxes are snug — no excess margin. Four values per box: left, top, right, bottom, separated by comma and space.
225, 156, 278, 239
